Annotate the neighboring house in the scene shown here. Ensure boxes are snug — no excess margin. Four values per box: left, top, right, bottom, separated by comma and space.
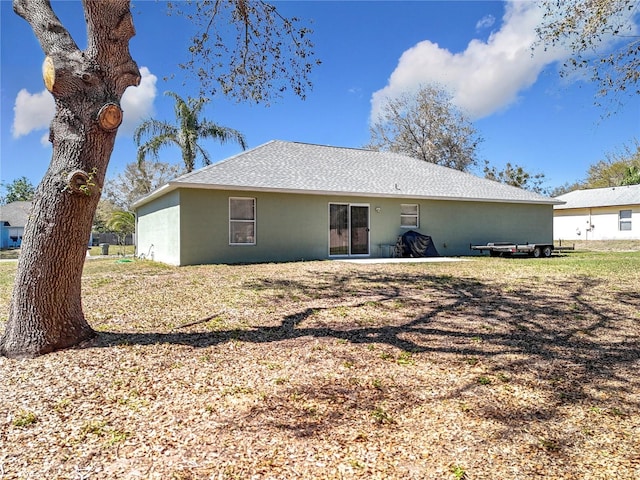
133, 140, 560, 266
0, 201, 32, 249
553, 184, 640, 241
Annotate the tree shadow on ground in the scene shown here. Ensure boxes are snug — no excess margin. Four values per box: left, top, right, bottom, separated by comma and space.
95, 268, 639, 393
91, 268, 639, 465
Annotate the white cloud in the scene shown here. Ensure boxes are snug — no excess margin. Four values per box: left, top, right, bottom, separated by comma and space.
120, 66, 157, 135
476, 14, 495, 31
370, 1, 570, 121
12, 89, 55, 139
11, 66, 157, 140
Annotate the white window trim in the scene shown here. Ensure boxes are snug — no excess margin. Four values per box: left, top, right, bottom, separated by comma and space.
400, 203, 419, 228
619, 209, 632, 231
229, 197, 256, 245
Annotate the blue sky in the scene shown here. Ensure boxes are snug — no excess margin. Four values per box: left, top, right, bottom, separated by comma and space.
1, 1, 639, 194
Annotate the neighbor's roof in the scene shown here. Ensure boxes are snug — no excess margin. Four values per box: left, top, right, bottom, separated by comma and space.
0, 201, 32, 227
554, 184, 640, 210
133, 141, 561, 208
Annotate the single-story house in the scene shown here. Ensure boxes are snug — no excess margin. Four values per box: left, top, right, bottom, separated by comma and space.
553, 184, 640, 241
133, 140, 561, 265
0, 201, 31, 249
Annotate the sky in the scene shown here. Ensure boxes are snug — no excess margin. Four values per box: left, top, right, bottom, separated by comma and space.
1, 0, 639, 195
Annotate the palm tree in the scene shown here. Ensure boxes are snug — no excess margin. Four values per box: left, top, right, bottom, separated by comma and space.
134, 91, 247, 172
621, 165, 640, 186
107, 210, 135, 236
106, 210, 135, 245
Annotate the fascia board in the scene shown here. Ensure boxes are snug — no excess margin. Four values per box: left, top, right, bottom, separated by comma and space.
146, 182, 563, 206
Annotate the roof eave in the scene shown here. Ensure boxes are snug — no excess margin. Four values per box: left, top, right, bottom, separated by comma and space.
555, 201, 638, 209
135, 181, 561, 206
131, 183, 177, 209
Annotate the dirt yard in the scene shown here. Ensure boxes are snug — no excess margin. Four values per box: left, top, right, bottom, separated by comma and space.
1, 251, 638, 479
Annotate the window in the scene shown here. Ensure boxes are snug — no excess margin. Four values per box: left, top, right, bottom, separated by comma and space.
619, 209, 632, 231
229, 197, 256, 245
401, 204, 419, 228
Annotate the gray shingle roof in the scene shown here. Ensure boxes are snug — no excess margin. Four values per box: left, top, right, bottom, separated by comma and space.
0, 201, 32, 227
554, 184, 640, 210
135, 140, 560, 207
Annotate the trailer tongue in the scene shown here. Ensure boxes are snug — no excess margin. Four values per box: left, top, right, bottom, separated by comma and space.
470, 242, 554, 258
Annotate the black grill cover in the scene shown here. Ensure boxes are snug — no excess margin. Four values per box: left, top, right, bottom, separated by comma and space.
399, 230, 439, 257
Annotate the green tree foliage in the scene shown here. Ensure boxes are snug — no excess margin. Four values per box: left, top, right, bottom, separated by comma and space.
103, 160, 184, 210
536, 0, 640, 104
93, 199, 118, 234
483, 161, 550, 195
0, 176, 36, 204
550, 139, 640, 196
134, 91, 247, 173
106, 210, 135, 245
366, 84, 482, 172
621, 165, 640, 185
584, 159, 633, 187
169, 0, 321, 104
584, 139, 640, 187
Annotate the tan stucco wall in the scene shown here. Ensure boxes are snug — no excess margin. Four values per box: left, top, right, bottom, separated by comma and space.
136, 190, 181, 265
554, 205, 639, 241
178, 189, 330, 264
424, 200, 553, 255
137, 188, 554, 265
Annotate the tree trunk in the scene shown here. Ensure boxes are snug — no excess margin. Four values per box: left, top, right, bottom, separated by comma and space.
0, 0, 140, 358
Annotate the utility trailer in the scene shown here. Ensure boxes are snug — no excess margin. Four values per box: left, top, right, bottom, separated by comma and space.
470, 242, 555, 258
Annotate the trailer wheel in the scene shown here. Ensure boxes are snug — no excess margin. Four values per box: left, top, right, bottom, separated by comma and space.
543, 246, 553, 258
490, 250, 500, 257
532, 247, 542, 258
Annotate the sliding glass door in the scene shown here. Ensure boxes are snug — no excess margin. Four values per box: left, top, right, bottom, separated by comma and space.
329, 203, 369, 256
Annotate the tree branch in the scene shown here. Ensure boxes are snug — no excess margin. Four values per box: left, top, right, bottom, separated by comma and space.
83, 0, 140, 95
13, 0, 79, 55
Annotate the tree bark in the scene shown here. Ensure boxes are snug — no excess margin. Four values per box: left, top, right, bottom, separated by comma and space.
0, 0, 140, 358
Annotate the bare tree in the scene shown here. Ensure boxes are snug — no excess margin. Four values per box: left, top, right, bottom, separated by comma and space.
366, 85, 482, 172
483, 161, 550, 195
103, 160, 185, 211
0, 0, 318, 358
170, 0, 320, 104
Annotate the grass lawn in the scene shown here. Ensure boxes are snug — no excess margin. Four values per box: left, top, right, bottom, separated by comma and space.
1, 244, 135, 260
87, 244, 136, 257
0, 250, 639, 479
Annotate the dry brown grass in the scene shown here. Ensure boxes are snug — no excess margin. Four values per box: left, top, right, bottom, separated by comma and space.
556, 239, 640, 252
1, 251, 639, 479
